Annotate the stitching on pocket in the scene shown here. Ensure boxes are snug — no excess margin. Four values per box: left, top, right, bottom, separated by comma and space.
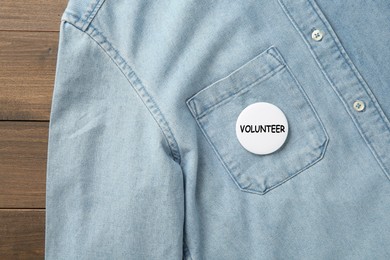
187, 46, 329, 195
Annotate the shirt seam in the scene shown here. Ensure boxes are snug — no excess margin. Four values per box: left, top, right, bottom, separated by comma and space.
306, 0, 390, 180
61, 17, 182, 164
183, 238, 194, 260
277, 0, 390, 179
82, 0, 106, 31
307, 0, 390, 132
61, 0, 106, 32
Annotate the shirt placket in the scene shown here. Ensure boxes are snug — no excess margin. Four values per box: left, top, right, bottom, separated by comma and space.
278, 0, 390, 179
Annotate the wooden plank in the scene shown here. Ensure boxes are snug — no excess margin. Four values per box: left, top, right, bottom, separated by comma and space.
0, 0, 67, 31
0, 209, 45, 260
0, 31, 58, 121
0, 121, 48, 209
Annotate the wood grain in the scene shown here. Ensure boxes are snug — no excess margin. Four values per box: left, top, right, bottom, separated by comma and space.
0, 31, 58, 121
0, 0, 67, 31
0, 209, 45, 259
0, 1, 69, 258
0, 122, 48, 209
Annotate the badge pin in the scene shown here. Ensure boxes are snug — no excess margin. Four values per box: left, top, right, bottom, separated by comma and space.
235, 102, 288, 155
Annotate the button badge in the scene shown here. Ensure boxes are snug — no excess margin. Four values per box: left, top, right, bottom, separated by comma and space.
236, 102, 289, 155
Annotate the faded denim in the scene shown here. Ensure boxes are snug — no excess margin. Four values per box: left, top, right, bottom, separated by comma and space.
46, 0, 390, 259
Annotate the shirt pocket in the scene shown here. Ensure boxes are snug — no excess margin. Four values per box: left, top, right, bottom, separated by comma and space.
186, 46, 329, 195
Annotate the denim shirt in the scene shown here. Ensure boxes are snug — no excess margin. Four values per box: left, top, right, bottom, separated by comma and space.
46, 0, 390, 259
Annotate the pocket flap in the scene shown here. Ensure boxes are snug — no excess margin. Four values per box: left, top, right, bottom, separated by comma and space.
187, 47, 284, 119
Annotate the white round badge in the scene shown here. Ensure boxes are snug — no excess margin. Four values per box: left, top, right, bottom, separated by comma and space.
235, 102, 288, 155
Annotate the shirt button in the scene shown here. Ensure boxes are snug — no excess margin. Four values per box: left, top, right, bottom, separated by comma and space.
311, 29, 324, 41
353, 100, 365, 112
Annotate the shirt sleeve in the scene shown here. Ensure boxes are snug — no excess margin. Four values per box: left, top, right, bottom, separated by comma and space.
45, 21, 184, 259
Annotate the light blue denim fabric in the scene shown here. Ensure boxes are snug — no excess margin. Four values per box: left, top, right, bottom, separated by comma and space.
45, 0, 390, 259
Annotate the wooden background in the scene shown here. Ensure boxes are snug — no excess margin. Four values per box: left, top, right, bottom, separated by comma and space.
0, 1, 68, 258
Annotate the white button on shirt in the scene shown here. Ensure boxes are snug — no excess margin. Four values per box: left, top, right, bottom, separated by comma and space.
312, 29, 324, 41
353, 100, 365, 112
